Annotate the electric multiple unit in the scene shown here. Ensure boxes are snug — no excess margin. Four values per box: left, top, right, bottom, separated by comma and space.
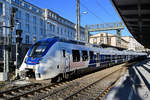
19, 38, 147, 81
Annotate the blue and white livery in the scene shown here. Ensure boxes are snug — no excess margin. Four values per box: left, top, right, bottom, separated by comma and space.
19, 38, 147, 81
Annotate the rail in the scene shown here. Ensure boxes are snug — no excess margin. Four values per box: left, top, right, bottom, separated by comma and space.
64, 67, 124, 100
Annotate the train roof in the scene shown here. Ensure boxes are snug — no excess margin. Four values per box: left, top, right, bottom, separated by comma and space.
36, 38, 147, 55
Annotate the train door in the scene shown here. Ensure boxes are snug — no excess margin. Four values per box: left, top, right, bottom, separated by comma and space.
96, 53, 100, 67
62, 49, 70, 73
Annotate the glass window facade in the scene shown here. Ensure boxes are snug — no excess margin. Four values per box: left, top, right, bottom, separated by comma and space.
40, 18, 43, 26
25, 13, 29, 22
33, 16, 36, 34
57, 27, 59, 34
49, 23, 55, 32
32, 7, 37, 12
16, 10, 21, 19
5, 1, 85, 44
15, 0, 20, 5
24, 3, 30, 9
33, 16, 36, 24
40, 28, 43, 35
33, 26, 36, 34
25, 13, 30, 32
17, 23, 21, 29
40, 19, 43, 35
25, 35, 29, 44
26, 24, 29, 32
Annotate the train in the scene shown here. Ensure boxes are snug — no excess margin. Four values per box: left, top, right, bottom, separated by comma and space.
19, 37, 147, 82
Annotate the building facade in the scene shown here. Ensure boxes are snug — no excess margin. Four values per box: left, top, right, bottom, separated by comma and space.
0, 0, 87, 81
90, 32, 145, 51
43, 9, 86, 42
90, 32, 128, 49
0, 0, 86, 45
122, 36, 145, 51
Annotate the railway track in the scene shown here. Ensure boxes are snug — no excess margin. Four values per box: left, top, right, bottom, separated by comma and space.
0, 79, 78, 100
43, 64, 127, 100
0, 83, 43, 100
0, 63, 130, 100
63, 67, 125, 100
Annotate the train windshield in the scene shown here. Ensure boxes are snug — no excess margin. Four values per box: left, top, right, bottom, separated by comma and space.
29, 42, 49, 57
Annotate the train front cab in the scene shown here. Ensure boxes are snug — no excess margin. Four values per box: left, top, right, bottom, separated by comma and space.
19, 38, 58, 80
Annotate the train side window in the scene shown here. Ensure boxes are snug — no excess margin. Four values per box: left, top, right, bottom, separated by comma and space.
72, 50, 80, 62
113, 55, 116, 60
106, 55, 109, 61
82, 50, 88, 61
90, 51, 94, 60
63, 50, 65, 57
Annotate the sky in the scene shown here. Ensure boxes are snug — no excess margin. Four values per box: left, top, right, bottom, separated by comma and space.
25, 0, 132, 36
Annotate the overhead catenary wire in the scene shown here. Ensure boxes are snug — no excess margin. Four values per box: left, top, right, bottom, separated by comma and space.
95, 0, 119, 21
74, 0, 105, 23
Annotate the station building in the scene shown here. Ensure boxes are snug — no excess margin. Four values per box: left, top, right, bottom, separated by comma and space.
0, 0, 86, 45
90, 32, 145, 51
0, 0, 86, 80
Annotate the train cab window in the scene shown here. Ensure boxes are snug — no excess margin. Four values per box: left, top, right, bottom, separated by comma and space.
29, 42, 49, 58
82, 51, 88, 61
90, 51, 94, 60
63, 50, 65, 57
72, 50, 80, 62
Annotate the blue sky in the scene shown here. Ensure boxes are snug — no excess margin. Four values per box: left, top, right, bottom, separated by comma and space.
26, 0, 132, 36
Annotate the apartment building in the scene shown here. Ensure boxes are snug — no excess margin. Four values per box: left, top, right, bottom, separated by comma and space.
90, 32, 128, 49
0, 0, 86, 45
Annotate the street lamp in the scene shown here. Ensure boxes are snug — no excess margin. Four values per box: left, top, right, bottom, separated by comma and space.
82, 11, 88, 15
80, 11, 88, 25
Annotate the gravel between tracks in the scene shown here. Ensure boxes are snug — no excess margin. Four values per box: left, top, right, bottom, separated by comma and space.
41, 63, 127, 100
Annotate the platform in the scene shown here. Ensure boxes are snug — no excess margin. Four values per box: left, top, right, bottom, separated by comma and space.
104, 59, 150, 100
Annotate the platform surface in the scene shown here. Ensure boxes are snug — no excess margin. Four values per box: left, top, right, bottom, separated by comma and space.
104, 59, 150, 100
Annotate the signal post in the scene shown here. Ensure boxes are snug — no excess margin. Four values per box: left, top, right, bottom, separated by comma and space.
15, 29, 22, 78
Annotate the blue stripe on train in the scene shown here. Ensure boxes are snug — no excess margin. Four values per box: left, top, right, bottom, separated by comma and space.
26, 57, 40, 65
100, 55, 105, 62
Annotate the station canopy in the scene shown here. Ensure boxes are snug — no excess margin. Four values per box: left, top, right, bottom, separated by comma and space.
111, 0, 150, 48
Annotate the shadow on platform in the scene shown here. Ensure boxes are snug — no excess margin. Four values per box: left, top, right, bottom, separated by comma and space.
110, 59, 150, 100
